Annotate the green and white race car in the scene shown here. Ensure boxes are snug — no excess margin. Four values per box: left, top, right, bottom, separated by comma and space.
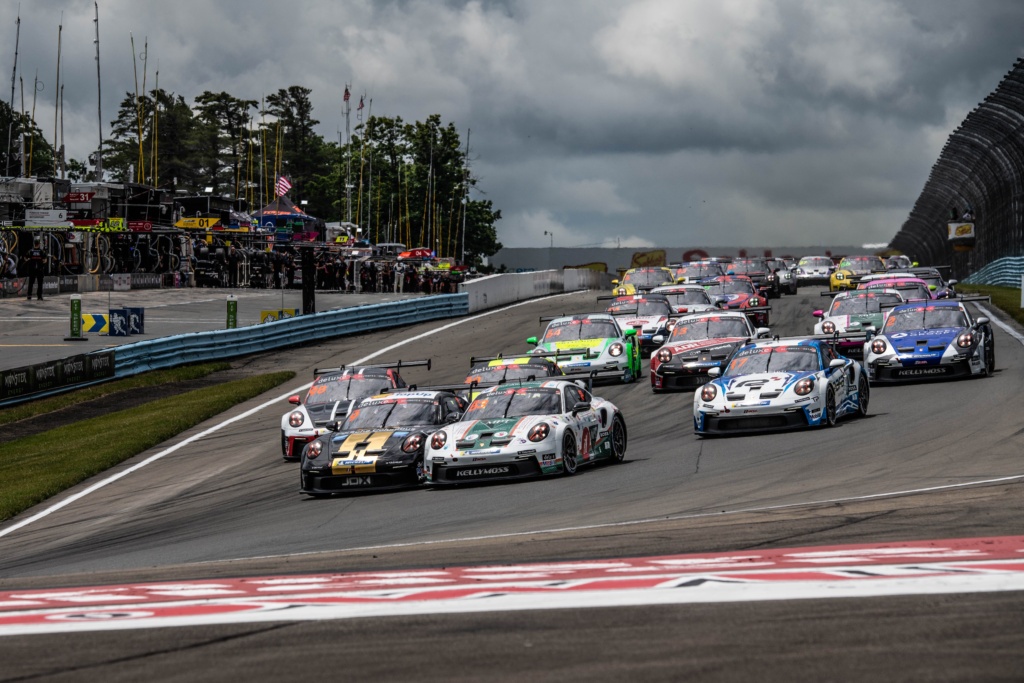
527, 313, 642, 383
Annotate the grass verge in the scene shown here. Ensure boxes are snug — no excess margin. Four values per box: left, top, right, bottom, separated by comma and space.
957, 284, 1024, 327
0, 362, 233, 427
0, 370, 294, 523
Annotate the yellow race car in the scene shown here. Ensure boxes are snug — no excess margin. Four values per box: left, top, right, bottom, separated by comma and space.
612, 267, 676, 295
829, 255, 887, 291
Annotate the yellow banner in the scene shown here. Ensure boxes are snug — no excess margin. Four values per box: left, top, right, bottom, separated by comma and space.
175, 217, 221, 229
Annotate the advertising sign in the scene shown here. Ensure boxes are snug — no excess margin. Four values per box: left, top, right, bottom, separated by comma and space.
947, 222, 975, 240
128, 221, 153, 232
25, 209, 68, 223
62, 192, 95, 203
175, 217, 221, 229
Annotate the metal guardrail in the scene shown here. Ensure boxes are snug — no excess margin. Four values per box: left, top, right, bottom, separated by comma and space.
113, 294, 469, 377
961, 256, 1024, 287
889, 58, 1024, 280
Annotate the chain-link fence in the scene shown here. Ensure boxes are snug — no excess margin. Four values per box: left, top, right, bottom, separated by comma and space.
890, 58, 1024, 282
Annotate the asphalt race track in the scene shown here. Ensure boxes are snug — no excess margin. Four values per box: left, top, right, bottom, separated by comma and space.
2, 287, 1023, 681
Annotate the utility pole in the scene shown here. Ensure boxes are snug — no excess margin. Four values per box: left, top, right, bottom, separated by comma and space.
93, 2, 103, 180
6, 9, 19, 177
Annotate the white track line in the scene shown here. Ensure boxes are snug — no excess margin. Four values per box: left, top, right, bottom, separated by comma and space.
0, 292, 582, 539
974, 303, 1024, 345
206, 472, 1024, 566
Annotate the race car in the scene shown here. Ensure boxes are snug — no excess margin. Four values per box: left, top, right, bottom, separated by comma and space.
884, 255, 914, 270
766, 257, 799, 295
649, 284, 722, 314
863, 298, 995, 383
650, 311, 769, 391
599, 294, 674, 357
426, 379, 627, 484
727, 258, 779, 298
856, 276, 937, 302
814, 289, 904, 358
699, 275, 771, 326
611, 267, 676, 295
528, 313, 642, 383
281, 360, 430, 460
830, 255, 887, 291
463, 355, 564, 399
298, 389, 467, 495
794, 255, 834, 285
693, 337, 869, 435
867, 267, 957, 299
672, 261, 726, 284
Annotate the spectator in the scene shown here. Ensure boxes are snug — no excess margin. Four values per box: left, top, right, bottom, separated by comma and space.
23, 237, 47, 300
2, 251, 16, 279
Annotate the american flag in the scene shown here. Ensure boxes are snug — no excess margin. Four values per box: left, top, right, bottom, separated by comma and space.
357, 96, 364, 111
275, 176, 292, 196
343, 87, 350, 102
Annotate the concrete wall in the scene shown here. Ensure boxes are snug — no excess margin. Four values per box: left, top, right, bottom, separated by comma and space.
490, 246, 865, 274
459, 268, 614, 313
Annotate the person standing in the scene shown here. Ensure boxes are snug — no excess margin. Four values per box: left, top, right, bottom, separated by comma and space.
2, 251, 16, 279
23, 237, 47, 300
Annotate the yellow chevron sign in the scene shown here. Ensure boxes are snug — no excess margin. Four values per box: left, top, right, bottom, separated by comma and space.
82, 314, 109, 334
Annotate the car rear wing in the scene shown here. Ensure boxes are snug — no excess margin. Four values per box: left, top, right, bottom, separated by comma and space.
558, 369, 623, 392
314, 359, 431, 376
607, 307, 640, 317
740, 306, 773, 313
879, 295, 990, 310
954, 295, 992, 303
469, 353, 541, 366
539, 315, 571, 324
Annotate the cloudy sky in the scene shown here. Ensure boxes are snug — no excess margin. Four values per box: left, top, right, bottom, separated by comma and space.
2, 0, 1022, 248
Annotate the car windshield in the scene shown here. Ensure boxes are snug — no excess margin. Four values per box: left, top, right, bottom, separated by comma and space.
660, 291, 712, 308
830, 294, 902, 315
729, 261, 764, 275
839, 256, 884, 271
622, 270, 672, 287
466, 363, 554, 384
885, 307, 968, 332
671, 317, 750, 341
544, 319, 619, 341
466, 387, 562, 419
676, 264, 720, 279
344, 398, 439, 429
916, 275, 943, 288
608, 301, 671, 317
725, 346, 821, 376
799, 257, 832, 267
305, 375, 391, 405
704, 280, 754, 295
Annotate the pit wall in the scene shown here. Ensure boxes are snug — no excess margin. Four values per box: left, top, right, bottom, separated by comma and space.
459, 268, 614, 313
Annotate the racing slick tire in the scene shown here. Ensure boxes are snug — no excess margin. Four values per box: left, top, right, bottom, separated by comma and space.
607, 416, 627, 464
562, 432, 579, 475
622, 366, 635, 384
983, 338, 995, 377
856, 374, 870, 417
825, 387, 838, 427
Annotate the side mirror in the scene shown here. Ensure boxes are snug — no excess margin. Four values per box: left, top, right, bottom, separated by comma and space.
756, 327, 770, 338
708, 367, 721, 378
527, 336, 538, 345
929, 285, 936, 291
976, 317, 990, 326
624, 329, 637, 337
445, 412, 461, 424
829, 359, 846, 370
948, 279, 958, 287
288, 395, 301, 405
812, 310, 824, 317
571, 401, 591, 415
611, 279, 619, 286
716, 297, 728, 306
653, 335, 665, 345
327, 420, 345, 432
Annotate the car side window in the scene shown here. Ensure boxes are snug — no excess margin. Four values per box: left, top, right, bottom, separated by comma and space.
565, 385, 586, 408
444, 396, 463, 416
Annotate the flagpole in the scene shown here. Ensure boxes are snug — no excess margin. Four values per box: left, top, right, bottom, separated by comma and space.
344, 84, 351, 223
367, 98, 373, 243
6, 9, 19, 177
462, 127, 469, 264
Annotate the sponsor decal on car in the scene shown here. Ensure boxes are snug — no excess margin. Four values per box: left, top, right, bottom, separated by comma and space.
455, 466, 511, 477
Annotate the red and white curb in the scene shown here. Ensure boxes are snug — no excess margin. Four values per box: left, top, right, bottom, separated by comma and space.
1, 535, 1023, 636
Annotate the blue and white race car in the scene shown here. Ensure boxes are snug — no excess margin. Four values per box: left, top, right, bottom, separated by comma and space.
863, 298, 995, 382
693, 338, 869, 435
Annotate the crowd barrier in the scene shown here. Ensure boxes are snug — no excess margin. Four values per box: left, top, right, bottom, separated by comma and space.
459, 268, 614, 313
1, 272, 193, 297
962, 257, 1024, 287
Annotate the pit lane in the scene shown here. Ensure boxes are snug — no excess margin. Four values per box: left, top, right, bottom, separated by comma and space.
1, 287, 1022, 680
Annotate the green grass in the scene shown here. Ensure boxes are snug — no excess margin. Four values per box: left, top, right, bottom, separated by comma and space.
0, 370, 295, 523
957, 284, 1024, 326
0, 362, 232, 427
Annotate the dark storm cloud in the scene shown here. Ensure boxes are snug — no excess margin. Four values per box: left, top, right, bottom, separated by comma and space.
0, 0, 1021, 248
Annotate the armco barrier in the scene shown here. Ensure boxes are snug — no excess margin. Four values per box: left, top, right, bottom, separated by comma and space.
962, 257, 1024, 287
459, 268, 614, 313
113, 294, 469, 378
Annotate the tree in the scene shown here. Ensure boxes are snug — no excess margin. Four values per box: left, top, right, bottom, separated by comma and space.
0, 100, 54, 177
264, 86, 331, 202
462, 198, 503, 265
194, 91, 257, 195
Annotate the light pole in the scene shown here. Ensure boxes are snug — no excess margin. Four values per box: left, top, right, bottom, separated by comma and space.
543, 230, 553, 248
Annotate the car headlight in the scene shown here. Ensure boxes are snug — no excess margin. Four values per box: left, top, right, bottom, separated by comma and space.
794, 377, 814, 396
657, 348, 672, 363
307, 441, 323, 458
871, 338, 887, 355
431, 431, 448, 450
402, 433, 425, 453
609, 343, 624, 356
835, 273, 844, 280
957, 332, 974, 348
289, 411, 304, 428
821, 321, 836, 334
616, 288, 627, 295
700, 383, 718, 401
528, 423, 550, 442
